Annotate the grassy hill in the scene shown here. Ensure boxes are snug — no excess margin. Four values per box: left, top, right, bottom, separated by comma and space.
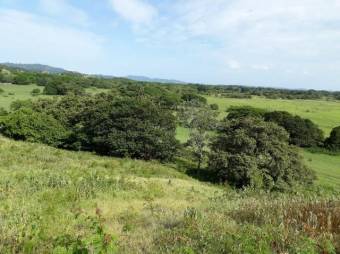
0, 136, 339, 253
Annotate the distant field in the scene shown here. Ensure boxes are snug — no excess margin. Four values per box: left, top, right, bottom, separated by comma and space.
0, 84, 110, 110
206, 96, 340, 136
303, 150, 340, 188
0, 83, 49, 110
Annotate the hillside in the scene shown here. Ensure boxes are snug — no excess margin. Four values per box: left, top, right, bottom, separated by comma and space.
0, 136, 339, 253
1, 63, 68, 74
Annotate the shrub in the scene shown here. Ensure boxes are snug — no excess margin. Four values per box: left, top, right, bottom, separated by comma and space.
210, 103, 219, 110
226, 106, 266, 120
0, 88, 4, 94
0, 108, 69, 147
264, 111, 324, 147
324, 126, 340, 151
181, 93, 207, 106
31, 88, 41, 96
208, 118, 315, 190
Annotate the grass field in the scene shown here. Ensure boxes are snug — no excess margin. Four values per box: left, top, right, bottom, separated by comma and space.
0, 136, 339, 253
0, 84, 49, 110
206, 96, 340, 136
303, 150, 340, 188
0, 84, 108, 110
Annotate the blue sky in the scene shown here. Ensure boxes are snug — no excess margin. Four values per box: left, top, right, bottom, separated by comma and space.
1, 0, 340, 90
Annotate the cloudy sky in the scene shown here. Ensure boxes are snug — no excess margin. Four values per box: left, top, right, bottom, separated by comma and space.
1, 0, 340, 90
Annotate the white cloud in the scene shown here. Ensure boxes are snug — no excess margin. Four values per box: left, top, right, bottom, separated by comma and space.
39, 0, 89, 26
0, 9, 104, 72
109, 0, 157, 25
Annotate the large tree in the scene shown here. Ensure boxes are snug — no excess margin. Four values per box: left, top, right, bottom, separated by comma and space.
208, 118, 315, 190
264, 111, 324, 147
81, 96, 179, 161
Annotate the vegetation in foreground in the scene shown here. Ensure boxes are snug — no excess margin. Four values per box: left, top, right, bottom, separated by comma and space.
0, 66, 340, 253
0, 136, 339, 253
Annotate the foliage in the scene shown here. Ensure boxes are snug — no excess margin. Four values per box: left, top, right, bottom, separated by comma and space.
0, 108, 69, 146
208, 118, 315, 190
324, 126, 340, 151
209, 103, 219, 110
226, 106, 267, 120
81, 96, 179, 161
30, 88, 41, 96
181, 93, 207, 106
264, 111, 324, 147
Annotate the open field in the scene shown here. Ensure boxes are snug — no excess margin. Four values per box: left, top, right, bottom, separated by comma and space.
0, 84, 109, 110
303, 150, 340, 188
0, 84, 49, 110
0, 136, 339, 253
206, 96, 340, 136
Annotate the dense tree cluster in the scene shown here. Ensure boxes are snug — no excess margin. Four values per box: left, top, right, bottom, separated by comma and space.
208, 118, 315, 190
225, 106, 325, 148
264, 111, 324, 147
0, 93, 179, 161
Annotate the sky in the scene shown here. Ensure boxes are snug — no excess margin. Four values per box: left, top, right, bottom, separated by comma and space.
1, 0, 340, 90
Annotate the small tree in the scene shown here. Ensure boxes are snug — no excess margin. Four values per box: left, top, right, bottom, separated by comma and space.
324, 126, 340, 151
208, 118, 315, 190
179, 103, 219, 169
31, 88, 41, 96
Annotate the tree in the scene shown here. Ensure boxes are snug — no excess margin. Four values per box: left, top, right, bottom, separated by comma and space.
179, 102, 219, 169
0, 108, 69, 147
264, 111, 324, 147
324, 126, 340, 151
82, 96, 179, 161
208, 118, 315, 190
226, 106, 266, 120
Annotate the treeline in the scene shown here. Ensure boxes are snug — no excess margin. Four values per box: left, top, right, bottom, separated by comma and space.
194, 84, 340, 100
1, 65, 340, 100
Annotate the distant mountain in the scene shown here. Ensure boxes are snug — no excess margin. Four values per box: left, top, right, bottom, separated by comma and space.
126, 75, 186, 84
1, 62, 186, 84
1, 63, 68, 74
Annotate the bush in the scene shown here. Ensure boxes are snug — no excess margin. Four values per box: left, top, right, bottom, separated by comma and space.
31, 88, 41, 96
226, 106, 266, 120
208, 118, 315, 190
181, 93, 207, 106
0, 88, 4, 94
264, 111, 324, 147
210, 104, 219, 110
325, 126, 340, 151
0, 108, 69, 147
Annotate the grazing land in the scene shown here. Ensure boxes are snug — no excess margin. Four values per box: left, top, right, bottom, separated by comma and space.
1, 72, 340, 253
0, 84, 47, 110
206, 96, 340, 135
0, 136, 339, 253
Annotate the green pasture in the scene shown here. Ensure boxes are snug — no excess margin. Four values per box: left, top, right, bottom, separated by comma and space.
206, 96, 340, 136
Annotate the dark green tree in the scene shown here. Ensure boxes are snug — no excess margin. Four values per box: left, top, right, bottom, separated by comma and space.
264, 111, 324, 147
82, 97, 179, 161
324, 126, 340, 151
208, 118, 315, 190
226, 106, 266, 120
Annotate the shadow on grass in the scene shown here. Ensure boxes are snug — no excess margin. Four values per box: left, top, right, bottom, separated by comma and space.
170, 156, 218, 183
